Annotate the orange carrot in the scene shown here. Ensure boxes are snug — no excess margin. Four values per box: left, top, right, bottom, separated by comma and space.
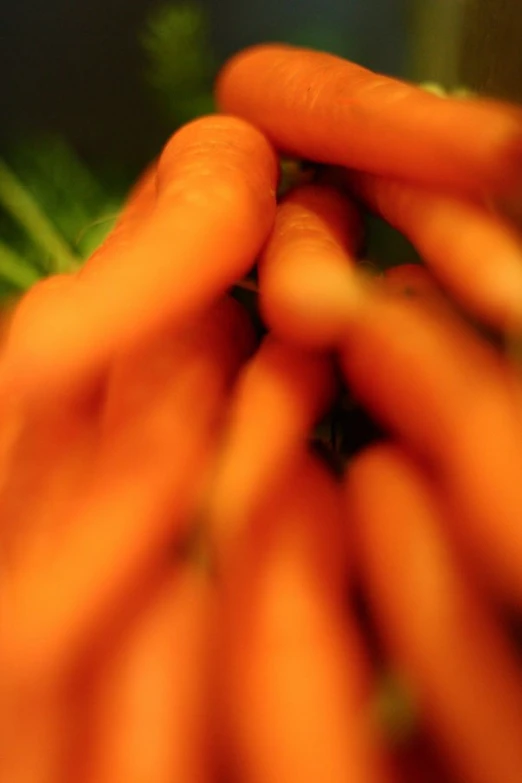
88, 564, 212, 783
258, 183, 363, 348
345, 171, 522, 330
346, 443, 522, 783
219, 450, 394, 783
206, 335, 337, 559
0, 296, 252, 682
2, 115, 277, 401
0, 159, 158, 409
383, 264, 445, 301
382, 264, 463, 323
339, 291, 522, 606
216, 44, 522, 196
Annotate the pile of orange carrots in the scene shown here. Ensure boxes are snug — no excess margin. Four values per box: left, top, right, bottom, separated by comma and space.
3, 43, 522, 783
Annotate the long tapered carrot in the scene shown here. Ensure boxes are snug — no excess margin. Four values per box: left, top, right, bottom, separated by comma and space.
219, 450, 394, 783
258, 183, 363, 348
344, 170, 522, 329
205, 334, 337, 559
2, 115, 278, 400
339, 291, 522, 606
346, 443, 522, 783
216, 44, 522, 196
0, 296, 253, 683
88, 564, 212, 783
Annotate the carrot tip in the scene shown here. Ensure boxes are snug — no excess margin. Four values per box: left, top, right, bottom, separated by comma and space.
263, 262, 366, 348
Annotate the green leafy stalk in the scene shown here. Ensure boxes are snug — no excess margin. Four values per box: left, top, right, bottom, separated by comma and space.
0, 239, 41, 290
0, 158, 80, 275
141, 1, 216, 123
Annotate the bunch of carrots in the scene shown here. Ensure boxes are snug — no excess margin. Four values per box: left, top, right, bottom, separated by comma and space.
3, 43, 522, 783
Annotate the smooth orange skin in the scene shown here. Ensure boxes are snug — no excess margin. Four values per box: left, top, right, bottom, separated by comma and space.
340, 292, 522, 606
259, 183, 363, 348
88, 565, 212, 783
218, 451, 394, 783
347, 171, 522, 330
216, 43, 522, 195
346, 444, 522, 783
206, 334, 337, 560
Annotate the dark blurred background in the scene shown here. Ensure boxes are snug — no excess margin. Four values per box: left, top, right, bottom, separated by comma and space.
2, 0, 522, 188
2, 0, 522, 294
0, 0, 419, 174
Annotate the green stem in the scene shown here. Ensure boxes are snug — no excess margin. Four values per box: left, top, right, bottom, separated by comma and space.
0, 158, 80, 275
409, 0, 465, 88
0, 240, 41, 290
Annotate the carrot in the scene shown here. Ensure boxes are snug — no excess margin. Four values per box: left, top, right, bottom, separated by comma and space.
344, 170, 522, 330
0, 296, 252, 683
339, 291, 522, 606
219, 450, 394, 783
87, 563, 212, 783
0, 670, 67, 783
345, 443, 522, 783
205, 334, 337, 560
383, 264, 445, 301
2, 115, 278, 401
216, 44, 522, 196
0, 388, 99, 558
0, 296, 251, 783
382, 264, 464, 323
258, 183, 364, 348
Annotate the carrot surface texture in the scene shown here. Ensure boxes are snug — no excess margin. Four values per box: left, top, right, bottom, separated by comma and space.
346, 444, 522, 783
216, 44, 522, 197
1, 115, 277, 401
340, 290, 522, 606
258, 182, 364, 348
344, 170, 522, 331
218, 450, 395, 783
